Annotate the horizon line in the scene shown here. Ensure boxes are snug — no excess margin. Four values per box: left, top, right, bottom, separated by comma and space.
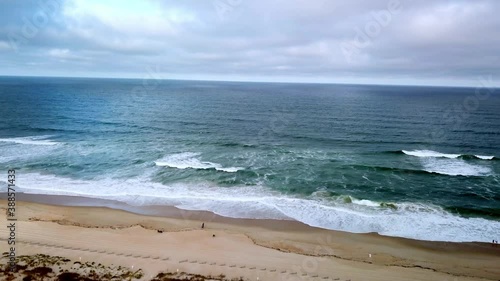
0, 74, 497, 89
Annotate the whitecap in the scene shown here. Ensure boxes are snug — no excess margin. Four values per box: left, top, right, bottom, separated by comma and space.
0, 135, 61, 146
402, 150, 494, 176
421, 158, 491, 177
475, 155, 495, 160
155, 152, 243, 173
402, 150, 460, 159
351, 198, 380, 207
402, 150, 495, 161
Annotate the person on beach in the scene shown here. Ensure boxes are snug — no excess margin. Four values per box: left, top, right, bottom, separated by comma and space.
201, 223, 205, 229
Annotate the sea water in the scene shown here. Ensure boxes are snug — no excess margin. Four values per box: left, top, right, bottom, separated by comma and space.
0, 76, 499, 242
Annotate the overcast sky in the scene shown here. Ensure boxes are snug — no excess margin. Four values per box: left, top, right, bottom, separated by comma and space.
0, 0, 499, 86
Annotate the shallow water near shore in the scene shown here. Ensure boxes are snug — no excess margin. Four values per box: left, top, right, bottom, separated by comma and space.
1, 76, 499, 242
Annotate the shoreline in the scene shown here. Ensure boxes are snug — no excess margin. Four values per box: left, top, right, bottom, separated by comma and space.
2, 192, 499, 243
5, 171, 500, 243
1, 194, 500, 280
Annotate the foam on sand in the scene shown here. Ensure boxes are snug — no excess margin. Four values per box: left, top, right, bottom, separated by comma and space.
155, 152, 243, 173
6, 172, 500, 243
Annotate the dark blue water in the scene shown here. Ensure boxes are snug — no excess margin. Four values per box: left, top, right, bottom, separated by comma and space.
1, 76, 499, 242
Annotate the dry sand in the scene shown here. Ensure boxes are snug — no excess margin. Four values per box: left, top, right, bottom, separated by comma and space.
1, 198, 499, 281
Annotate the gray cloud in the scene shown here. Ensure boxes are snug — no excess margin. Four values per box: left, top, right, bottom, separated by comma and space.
0, 0, 499, 86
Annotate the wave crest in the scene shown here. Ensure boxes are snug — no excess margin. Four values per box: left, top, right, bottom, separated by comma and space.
0, 135, 62, 146
155, 152, 243, 173
400, 150, 495, 160
400, 150, 493, 177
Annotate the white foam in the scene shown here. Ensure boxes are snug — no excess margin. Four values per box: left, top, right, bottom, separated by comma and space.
155, 152, 243, 173
351, 198, 380, 207
0, 135, 61, 146
402, 150, 495, 161
402, 150, 460, 159
7, 172, 500, 243
421, 158, 491, 176
0, 136, 62, 163
402, 150, 493, 176
476, 155, 495, 160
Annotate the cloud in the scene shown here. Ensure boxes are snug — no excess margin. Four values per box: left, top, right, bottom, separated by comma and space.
0, 0, 499, 86
0, 40, 11, 50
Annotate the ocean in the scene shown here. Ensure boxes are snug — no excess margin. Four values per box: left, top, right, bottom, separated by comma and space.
1, 76, 499, 242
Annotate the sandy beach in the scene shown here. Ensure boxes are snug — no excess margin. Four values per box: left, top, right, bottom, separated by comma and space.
1, 196, 499, 281
2, 0, 500, 279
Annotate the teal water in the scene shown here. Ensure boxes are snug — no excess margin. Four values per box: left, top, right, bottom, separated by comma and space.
0, 76, 499, 242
